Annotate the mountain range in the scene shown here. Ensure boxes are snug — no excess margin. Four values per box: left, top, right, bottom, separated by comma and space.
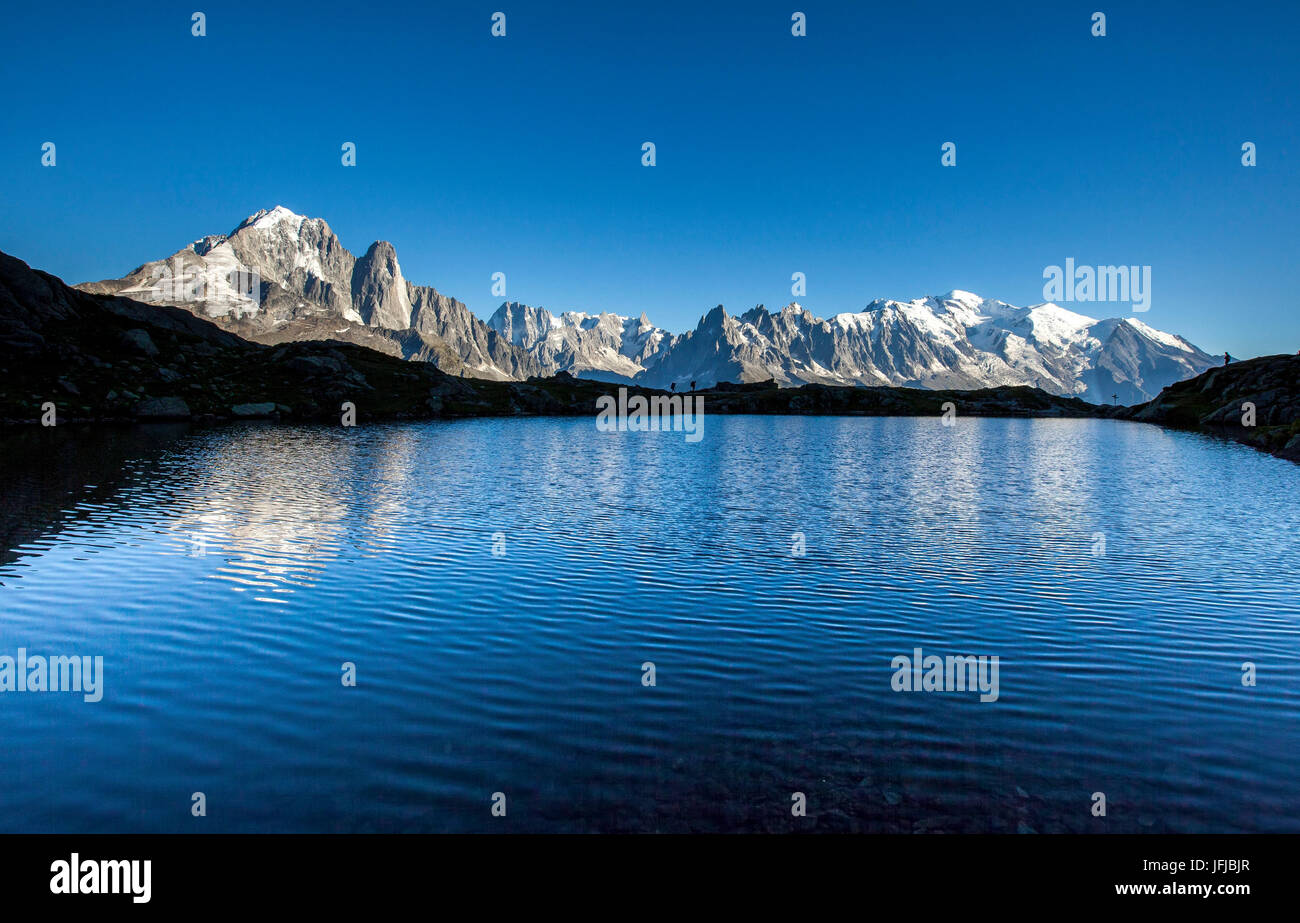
5, 243, 1298, 464
79, 207, 1219, 404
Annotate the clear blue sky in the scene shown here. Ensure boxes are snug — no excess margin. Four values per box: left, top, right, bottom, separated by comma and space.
1, 0, 1296, 357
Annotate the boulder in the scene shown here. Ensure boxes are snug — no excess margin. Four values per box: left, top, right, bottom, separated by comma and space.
134, 396, 191, 419
121, 328, 159, 357
286, 354, 346, 375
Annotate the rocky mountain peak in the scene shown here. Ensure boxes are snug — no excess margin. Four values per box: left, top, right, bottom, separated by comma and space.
700, 304, 730, 328
488, 301, 555, 346
352, 241, 412, 330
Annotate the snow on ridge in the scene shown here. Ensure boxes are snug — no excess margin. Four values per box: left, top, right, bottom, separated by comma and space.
249, 205, 306, 230
1025, 301, 1100, 324
1124, 316, 1192, 352
1014, 302, 1101, 347
230, 206, 311, 238
937, 289, 985, 307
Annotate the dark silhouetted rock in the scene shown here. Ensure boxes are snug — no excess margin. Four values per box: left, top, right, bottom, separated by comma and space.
134, 396, 191, 419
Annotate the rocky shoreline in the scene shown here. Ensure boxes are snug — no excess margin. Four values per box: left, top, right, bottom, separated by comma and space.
3, 249, 1297, 464
1119, 353, 1300, 463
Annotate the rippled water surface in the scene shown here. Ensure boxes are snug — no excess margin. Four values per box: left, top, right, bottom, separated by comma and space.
1, 416, 1298, 833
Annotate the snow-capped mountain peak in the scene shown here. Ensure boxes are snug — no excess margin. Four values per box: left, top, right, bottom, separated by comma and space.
238, 205, 308, 231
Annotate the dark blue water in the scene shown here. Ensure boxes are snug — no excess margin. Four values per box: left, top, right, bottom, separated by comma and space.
1, 416, 1297, 833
